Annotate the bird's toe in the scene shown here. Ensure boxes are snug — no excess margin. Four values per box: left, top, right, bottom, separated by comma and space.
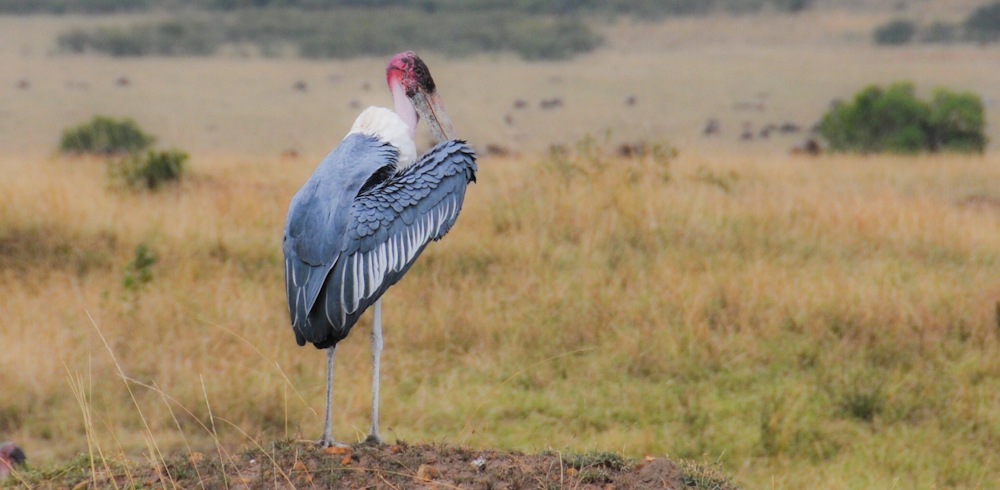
317, 438, 351, 449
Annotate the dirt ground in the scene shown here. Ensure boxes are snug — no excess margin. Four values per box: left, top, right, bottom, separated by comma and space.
10, 440, 736, 490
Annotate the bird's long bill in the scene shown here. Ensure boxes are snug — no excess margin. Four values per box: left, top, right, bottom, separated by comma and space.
411, 89, 456, 143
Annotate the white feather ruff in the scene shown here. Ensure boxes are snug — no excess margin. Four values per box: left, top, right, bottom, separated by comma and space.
346, 106, 417, 169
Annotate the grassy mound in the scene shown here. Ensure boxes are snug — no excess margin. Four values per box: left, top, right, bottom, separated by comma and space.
7, 441, 739, 490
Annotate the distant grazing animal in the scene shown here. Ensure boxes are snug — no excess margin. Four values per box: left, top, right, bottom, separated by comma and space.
734, 101, 765, 111
485, 143, 510, 157
115, 76, 130, 87
0, 442, 26, 480
512, 99, 528, 109
740, 122, 754, 141
504, 113, 514, 126
617, 142, 647, 158
16, 79, 29, 90
703, 119, 720, 136
791, 138, 821, 156
779, 122, 801, 133
293, 80, 308, 92
283, 51, 477, 448
540, 97, 563, 109
625, 95, 637, 106
759, 123, 778, 139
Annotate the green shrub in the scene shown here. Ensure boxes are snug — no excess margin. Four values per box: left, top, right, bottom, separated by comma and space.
873, 19, 916, 45
965, 1, 1000, 43
123, 244, 156, 290
59, 116, 155, 155
928, 88, 988, 153
818, 83, 988, 154
114, 149, 189, 190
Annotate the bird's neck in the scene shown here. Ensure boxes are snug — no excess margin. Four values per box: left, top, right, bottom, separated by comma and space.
390, 79, 418, 140
346, 107, 417, 169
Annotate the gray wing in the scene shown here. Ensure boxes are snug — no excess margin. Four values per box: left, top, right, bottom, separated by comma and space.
294, 139, 477, 349
284, 135, 399, 346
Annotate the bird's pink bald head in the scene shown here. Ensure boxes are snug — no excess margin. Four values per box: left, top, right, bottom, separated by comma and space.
386, 51, 433, 138
387, 51, 436, 97
385, 51, 455, 143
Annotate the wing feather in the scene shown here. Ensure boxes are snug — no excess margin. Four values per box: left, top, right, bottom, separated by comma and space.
287, 139, 476, 349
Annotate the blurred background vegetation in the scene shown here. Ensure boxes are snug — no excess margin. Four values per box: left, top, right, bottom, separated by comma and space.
873, 0, 1000, 45
0, 0, 810, 15
16, 0, 813, 60
56, 10, 603, 59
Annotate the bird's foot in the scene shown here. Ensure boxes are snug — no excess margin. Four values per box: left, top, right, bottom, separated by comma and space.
363, 433, 383, 446
317, 437, 351, 450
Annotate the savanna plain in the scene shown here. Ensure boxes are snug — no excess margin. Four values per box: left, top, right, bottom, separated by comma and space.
2, 7, 1000, 490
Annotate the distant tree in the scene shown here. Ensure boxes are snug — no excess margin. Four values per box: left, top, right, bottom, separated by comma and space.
818, 83, 988, 154
964, 1, 1000, 43
873, 19, 916, 45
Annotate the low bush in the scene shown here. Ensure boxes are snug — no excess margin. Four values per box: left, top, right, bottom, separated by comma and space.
59, 116, 155, 155
873, 19, 916, 45
818, 83, 988, 154
113, 149, 189, 190
928, 88, 989, 153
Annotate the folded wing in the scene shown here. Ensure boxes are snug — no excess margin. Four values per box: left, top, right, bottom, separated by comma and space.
287, 140, 477, 349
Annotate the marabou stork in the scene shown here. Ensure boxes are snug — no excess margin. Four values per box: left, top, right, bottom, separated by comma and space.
0, 442, 26, 480
283, 52, 477, 448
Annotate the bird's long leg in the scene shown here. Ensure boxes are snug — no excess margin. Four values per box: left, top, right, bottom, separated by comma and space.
366, 298, 384, 445
319, 346, 349, 449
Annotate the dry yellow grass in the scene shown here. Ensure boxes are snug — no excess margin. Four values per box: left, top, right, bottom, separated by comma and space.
3, 145, 1000, 489
2, 8, 1000, 490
